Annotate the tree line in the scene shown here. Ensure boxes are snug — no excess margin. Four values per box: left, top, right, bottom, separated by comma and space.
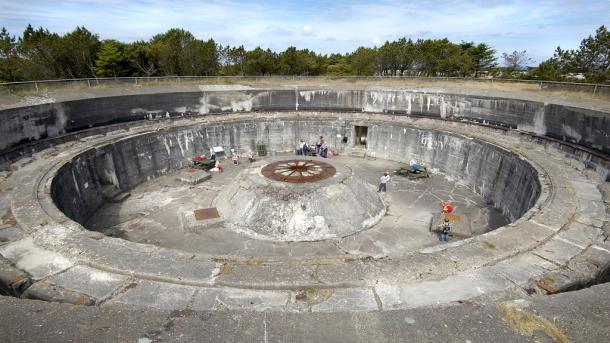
0, 24, 608, 83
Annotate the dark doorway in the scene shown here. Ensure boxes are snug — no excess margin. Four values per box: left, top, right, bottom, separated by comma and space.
354, 126, 368, 146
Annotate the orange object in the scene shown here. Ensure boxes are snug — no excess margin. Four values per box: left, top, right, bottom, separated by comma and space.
442, 202, 453, 213
444, 213, 460, 223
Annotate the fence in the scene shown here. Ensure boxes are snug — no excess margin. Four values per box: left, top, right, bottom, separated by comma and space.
1, 76, 609, 97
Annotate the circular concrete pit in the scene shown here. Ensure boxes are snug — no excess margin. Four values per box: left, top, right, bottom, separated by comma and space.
0, 87, 609, 322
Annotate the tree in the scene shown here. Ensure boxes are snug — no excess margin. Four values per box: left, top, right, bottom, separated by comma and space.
349, 47, 376, 75
396, 38, 416, 75
181, 38, 218, 76
218, 45, 246, 75
244, 47, 277, 75
0, 27, 21, 81
461, 42, 496, 77
537, 26, 609, 83
377, 41, 400, 75
530, 59, 563, 80
325, 53, 352, 75
572, 25, 609, 82
278, 47, 321, 75
18, 24, 64, 79
124, 41, 155, 76
574, 25, 610, 74
94, 40, 125, 77
150, 28, 195, 75
502, 50, 532, 74
60, 26, 100, 78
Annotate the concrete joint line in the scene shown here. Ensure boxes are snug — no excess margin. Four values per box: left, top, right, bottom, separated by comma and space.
531, 220, 561, 233
531, 252, 563, 268
555, 235, 587, 250
98, 276, 138, 306
371, 287, 383, 311
591, 244, 610, 255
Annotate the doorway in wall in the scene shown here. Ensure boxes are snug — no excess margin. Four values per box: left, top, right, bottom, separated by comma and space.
354, 126, 368, 146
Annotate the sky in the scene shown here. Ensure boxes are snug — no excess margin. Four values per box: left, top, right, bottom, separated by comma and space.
1, 0, 609, 64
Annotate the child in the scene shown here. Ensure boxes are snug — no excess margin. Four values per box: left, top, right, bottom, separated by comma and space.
439, 219, 451, 242
231, 151, 240, 165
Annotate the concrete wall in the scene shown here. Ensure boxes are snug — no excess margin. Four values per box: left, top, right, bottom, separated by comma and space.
51, 119, 539, 225
2, 88, 609, 170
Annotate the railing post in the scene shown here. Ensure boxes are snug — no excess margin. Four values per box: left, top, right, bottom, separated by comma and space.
34, 82, 39, 92
87, 79, 91, 88
593, 84, 598, 96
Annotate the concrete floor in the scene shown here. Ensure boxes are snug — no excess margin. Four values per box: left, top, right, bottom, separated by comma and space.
86, 154, 508, 258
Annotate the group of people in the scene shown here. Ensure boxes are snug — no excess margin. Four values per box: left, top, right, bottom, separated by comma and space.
296, 136, 328, 158
207, 146, 257, 173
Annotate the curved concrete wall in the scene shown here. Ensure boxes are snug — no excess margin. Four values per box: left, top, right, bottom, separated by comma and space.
2, 88, 609, 179
51, 118, 539, 226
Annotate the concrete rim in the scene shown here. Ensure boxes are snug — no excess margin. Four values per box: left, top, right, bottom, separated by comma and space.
3, 109, 607, 313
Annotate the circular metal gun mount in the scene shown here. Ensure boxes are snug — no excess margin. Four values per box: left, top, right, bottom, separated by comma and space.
261, 159, 336, 184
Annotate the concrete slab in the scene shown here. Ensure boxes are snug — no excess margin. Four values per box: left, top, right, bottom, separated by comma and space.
190, 288, 290, 311
569, 180, 603, 201
109, 280, 196, 310
0, 226, 25, 245
311, 288, 379, 312
577, 199, 606, 219
176, 169, 211, 185
22, 281, 95, 305
532, 236, 584, 266
45, 265, 128, 300
489, 253, 555, 284
0, 237, 73, 279
70, 238, 218, 284
558, 222, 603, 249
376, 269, 513, 310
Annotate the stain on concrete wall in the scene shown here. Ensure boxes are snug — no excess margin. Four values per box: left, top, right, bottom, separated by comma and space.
50, 119, 539, 226
2, 88, 608, 177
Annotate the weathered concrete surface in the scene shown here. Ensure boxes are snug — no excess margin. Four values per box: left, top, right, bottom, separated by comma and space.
2, 87, 609, 181
0, 111, 606, 314
0, 282, 609, 342
215, 156, 386, 241
47, 117, 539, 228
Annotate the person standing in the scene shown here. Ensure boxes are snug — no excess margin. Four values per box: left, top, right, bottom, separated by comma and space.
297, 139, 305, 155
231, 150, 240, 165
209, 145, 216, 161
316, 136, 324, 155
439, 219, 451, 242
378, 172, 390, 192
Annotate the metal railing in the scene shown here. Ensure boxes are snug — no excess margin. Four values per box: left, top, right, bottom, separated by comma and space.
1, 76, 609, 97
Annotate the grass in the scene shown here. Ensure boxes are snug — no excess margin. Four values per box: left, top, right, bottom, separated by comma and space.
1, 77, 608, 103
497, 302, 571, 343
246, 256, 268, 265
481, 240, 497, 249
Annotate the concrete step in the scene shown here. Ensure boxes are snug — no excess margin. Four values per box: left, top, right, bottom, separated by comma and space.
348, 146, 367, 158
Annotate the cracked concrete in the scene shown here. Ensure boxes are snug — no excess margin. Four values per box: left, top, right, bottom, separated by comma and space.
0, 85, 609, 341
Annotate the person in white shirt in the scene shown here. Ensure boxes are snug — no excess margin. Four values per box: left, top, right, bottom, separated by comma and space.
378, 172, 390, 192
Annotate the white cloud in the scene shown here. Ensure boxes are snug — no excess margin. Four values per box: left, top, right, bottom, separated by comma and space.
302, 25, 314, 36
1, 0, 608, 62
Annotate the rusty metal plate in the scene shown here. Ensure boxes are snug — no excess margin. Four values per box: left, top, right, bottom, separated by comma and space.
194, 207, 220, 221
261, 160, 336, 184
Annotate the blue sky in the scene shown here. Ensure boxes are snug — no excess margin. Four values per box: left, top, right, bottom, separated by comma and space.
1, 0, 609, 64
